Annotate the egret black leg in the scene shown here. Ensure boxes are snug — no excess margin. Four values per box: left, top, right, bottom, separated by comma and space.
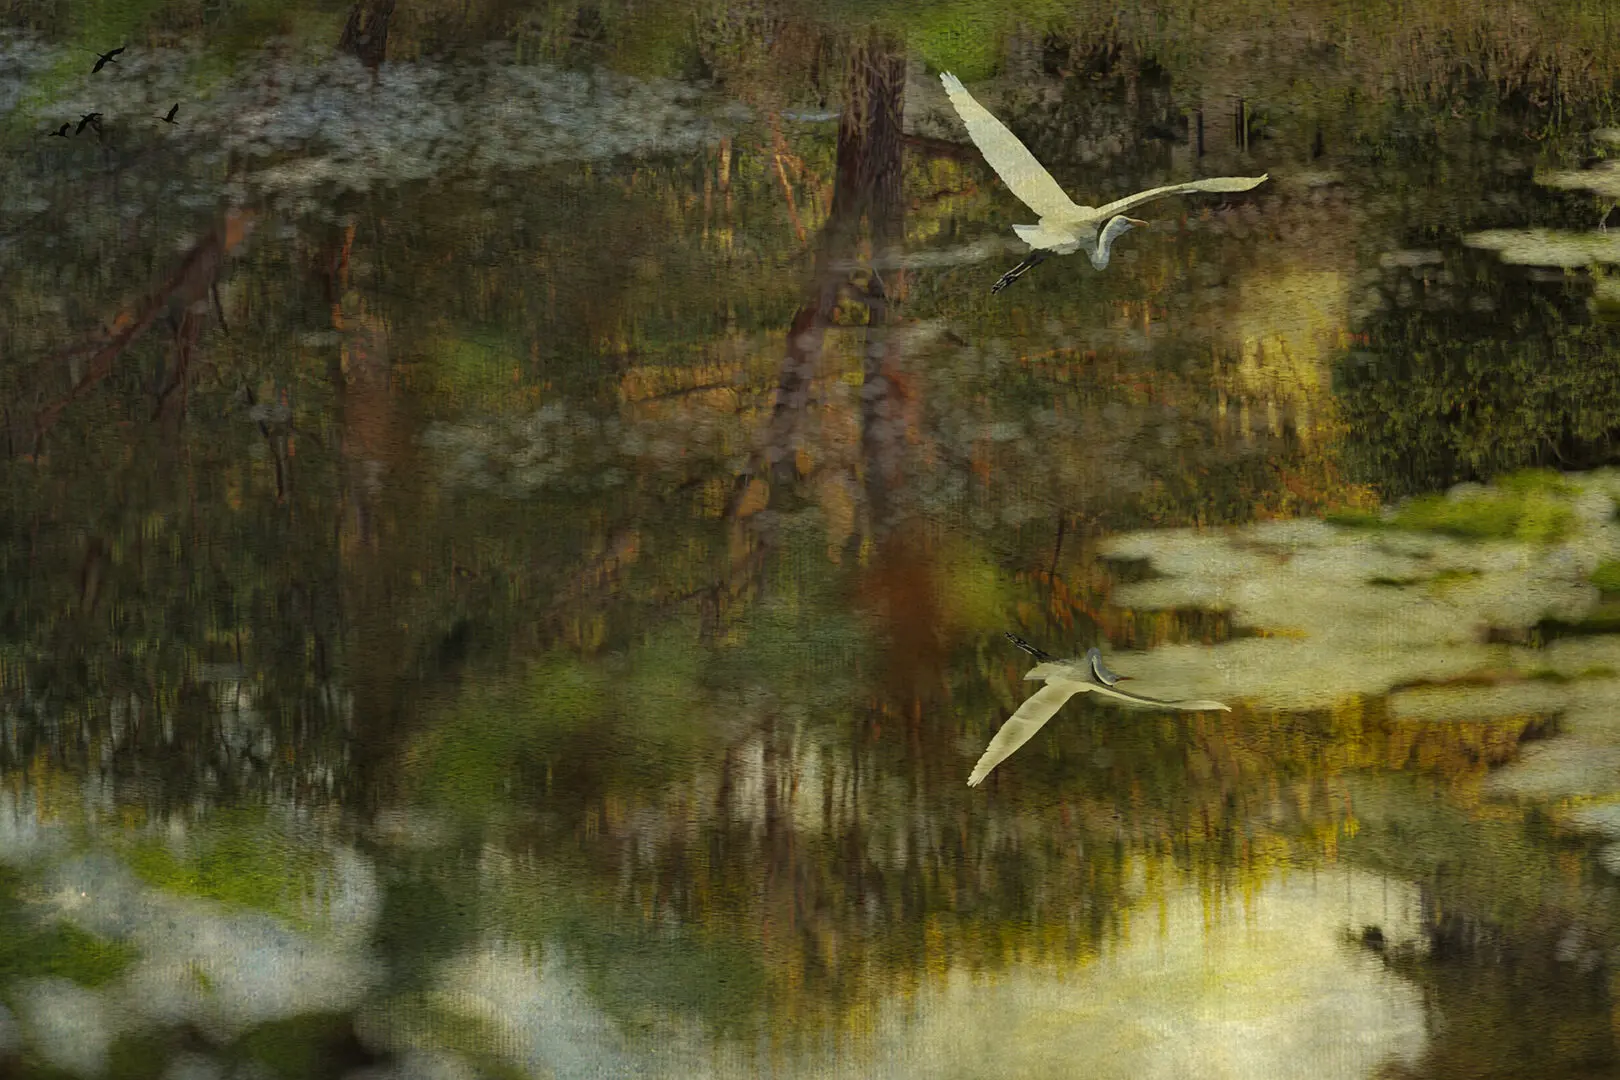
990, 250, 1049, 293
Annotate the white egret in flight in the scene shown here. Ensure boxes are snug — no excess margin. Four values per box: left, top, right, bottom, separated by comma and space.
968, 633, 1231, 787
939, 72, 1270, 292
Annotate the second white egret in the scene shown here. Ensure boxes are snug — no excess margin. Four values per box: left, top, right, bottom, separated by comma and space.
968, 633, 1231, 787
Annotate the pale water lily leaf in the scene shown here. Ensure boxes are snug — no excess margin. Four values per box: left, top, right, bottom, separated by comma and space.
1101, 470, 1620, 709
1463, 227, 1620, 267
1538, 162, 1620, 199
1388, 682, 1570, 724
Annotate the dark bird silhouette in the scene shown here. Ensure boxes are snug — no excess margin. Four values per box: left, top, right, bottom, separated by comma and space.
47, 123, 71, 137
90, 46, 125, 73
75, 112, 103, 136
156, 103, 179, 125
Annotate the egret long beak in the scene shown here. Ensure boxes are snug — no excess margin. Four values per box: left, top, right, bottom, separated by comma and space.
1125, 217, 1149, 227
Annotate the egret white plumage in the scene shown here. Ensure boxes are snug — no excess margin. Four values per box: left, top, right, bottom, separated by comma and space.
938, 72, 1269, 292
968, 633, 1231, 787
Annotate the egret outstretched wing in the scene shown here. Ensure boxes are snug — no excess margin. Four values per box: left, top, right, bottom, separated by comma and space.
1085, 681, 1232, 712
968, 680, 1085, 787
1089, 175, 1269, 220
940, 72, 1078, 220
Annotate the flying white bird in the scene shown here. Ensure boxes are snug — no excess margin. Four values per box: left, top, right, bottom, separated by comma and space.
968, 633, 1231, 787
939, 72, 1270, 292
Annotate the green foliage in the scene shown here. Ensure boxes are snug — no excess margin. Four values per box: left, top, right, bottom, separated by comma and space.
232, 1013, 355, 1079
1342, 772, 1564, 928
408, 621, 737, 817
0, 918, 138, 988
104, 1031, 177, 1080
1493, 468, 1578, 497
938, 543, 1015, 631
1391, 484, 1573, 543
368, 846, 484, 996
60, 0, 159, 48
1332, 469, 1580, 545
1366, 568, 1484, 590
123, 811, 332, 928
9, 0, 346, 45
368, 992, 533, 1078
1, 56, 93, 139
407, 651, 605, 816
479, 864, 769, 1039
715, 548, 870, 713
198, 3, 347, 76
615, 627, 708, 775
598, 0, 704, 76
414, 334, 530, 409
1427, 567, 1484, 592
907, 1, 1006, 81
1337, 248, 1620, 500
1590, 559, 1620, 593
585, 923, 767, 1032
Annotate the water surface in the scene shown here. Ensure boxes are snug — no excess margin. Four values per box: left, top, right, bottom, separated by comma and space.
4, 2, 1620, 1076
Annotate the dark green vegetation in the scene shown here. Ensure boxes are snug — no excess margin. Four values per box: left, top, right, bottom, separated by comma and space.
1330, 469, 1578, 542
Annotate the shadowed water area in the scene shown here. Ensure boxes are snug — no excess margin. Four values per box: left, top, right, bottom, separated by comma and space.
4, 0, 1620, 1076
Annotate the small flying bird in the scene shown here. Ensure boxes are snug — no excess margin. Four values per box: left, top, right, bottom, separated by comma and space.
47, 123, 71, 137
938, 71, 1269, 292
75, 112, 103, 136
156, 103, 180, 125
967, 633, 1231, 787
91, 46, 125, 73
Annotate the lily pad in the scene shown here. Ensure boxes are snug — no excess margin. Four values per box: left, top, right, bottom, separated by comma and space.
1537, 162, 1620, 199
1387, 682, 1568, 724
1463, 227, 1620, 268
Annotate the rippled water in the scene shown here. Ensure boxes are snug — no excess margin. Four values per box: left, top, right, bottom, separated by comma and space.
3, 2, 1620, 1076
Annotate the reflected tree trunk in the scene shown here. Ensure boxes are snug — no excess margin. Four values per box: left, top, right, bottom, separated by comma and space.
743, 32, 942, 715
153, 306, 203, 430
843, 41, 943, 708
311, 213, 427, 804
339, 0, 396, 68
852, 38, 909, 533
10, 209, 255, 457
760, 31, 909, 496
